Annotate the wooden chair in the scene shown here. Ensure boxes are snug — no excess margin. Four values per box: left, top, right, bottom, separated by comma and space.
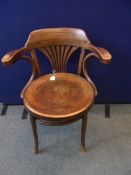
2, 28, 112, 154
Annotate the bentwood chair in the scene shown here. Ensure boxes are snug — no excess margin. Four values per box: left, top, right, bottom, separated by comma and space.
2, 28, 111, 154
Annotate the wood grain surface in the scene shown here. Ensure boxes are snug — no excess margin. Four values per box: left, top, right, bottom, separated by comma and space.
24, 73, 94, 118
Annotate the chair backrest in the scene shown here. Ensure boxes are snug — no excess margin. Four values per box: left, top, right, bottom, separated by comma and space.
25, 28, 91, 73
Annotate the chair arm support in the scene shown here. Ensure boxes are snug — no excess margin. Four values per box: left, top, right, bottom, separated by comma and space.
1, 47, 28, 66
86, 44, 112, 64
1, 47, 42, 98
1, 47, 41, 77
83, 53, 98, 96
83, 45, 111, 96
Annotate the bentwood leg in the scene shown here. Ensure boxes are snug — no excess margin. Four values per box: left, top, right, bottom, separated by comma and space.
81, 113, 88, 152
29, 115, 39, 154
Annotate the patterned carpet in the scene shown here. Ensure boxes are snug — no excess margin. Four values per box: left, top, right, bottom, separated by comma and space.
0, 104, 131, 175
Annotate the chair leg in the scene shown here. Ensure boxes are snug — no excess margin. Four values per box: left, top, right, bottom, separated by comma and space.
81, 113, 88, 152
29, 115, 39, 154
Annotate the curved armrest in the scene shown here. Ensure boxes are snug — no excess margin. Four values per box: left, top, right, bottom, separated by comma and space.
86, 44, 112, 64
1, 47, 28, 66
83, 44, 112, 96
1, 47, 41, 77
1, 47, 41, 98
83, 53, 98, 96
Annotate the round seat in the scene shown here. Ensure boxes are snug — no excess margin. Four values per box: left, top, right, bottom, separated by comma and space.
23, 73, 95, 119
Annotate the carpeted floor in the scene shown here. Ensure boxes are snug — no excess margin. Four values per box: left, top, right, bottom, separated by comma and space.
0, 104, 131, 175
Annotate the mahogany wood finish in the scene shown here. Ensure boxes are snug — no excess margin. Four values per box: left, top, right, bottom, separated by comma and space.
29, 114, 38, 154
81, 113, 88, 152
24, 73, 94, 118
1, 28, 112, 154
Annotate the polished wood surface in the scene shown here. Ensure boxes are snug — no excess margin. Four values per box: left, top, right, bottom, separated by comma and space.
25, 28, 91, 48
2, 28, 111, 97
1, 28, 112, 154
24, 73, 94, 118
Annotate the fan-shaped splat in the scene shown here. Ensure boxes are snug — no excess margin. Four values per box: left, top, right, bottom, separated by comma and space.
39, 46, 78, 72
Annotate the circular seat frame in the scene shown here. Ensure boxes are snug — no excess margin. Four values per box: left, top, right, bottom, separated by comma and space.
24, 73, 95, 154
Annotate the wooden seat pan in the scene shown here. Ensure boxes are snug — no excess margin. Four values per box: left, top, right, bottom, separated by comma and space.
23, 73, 95, 118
